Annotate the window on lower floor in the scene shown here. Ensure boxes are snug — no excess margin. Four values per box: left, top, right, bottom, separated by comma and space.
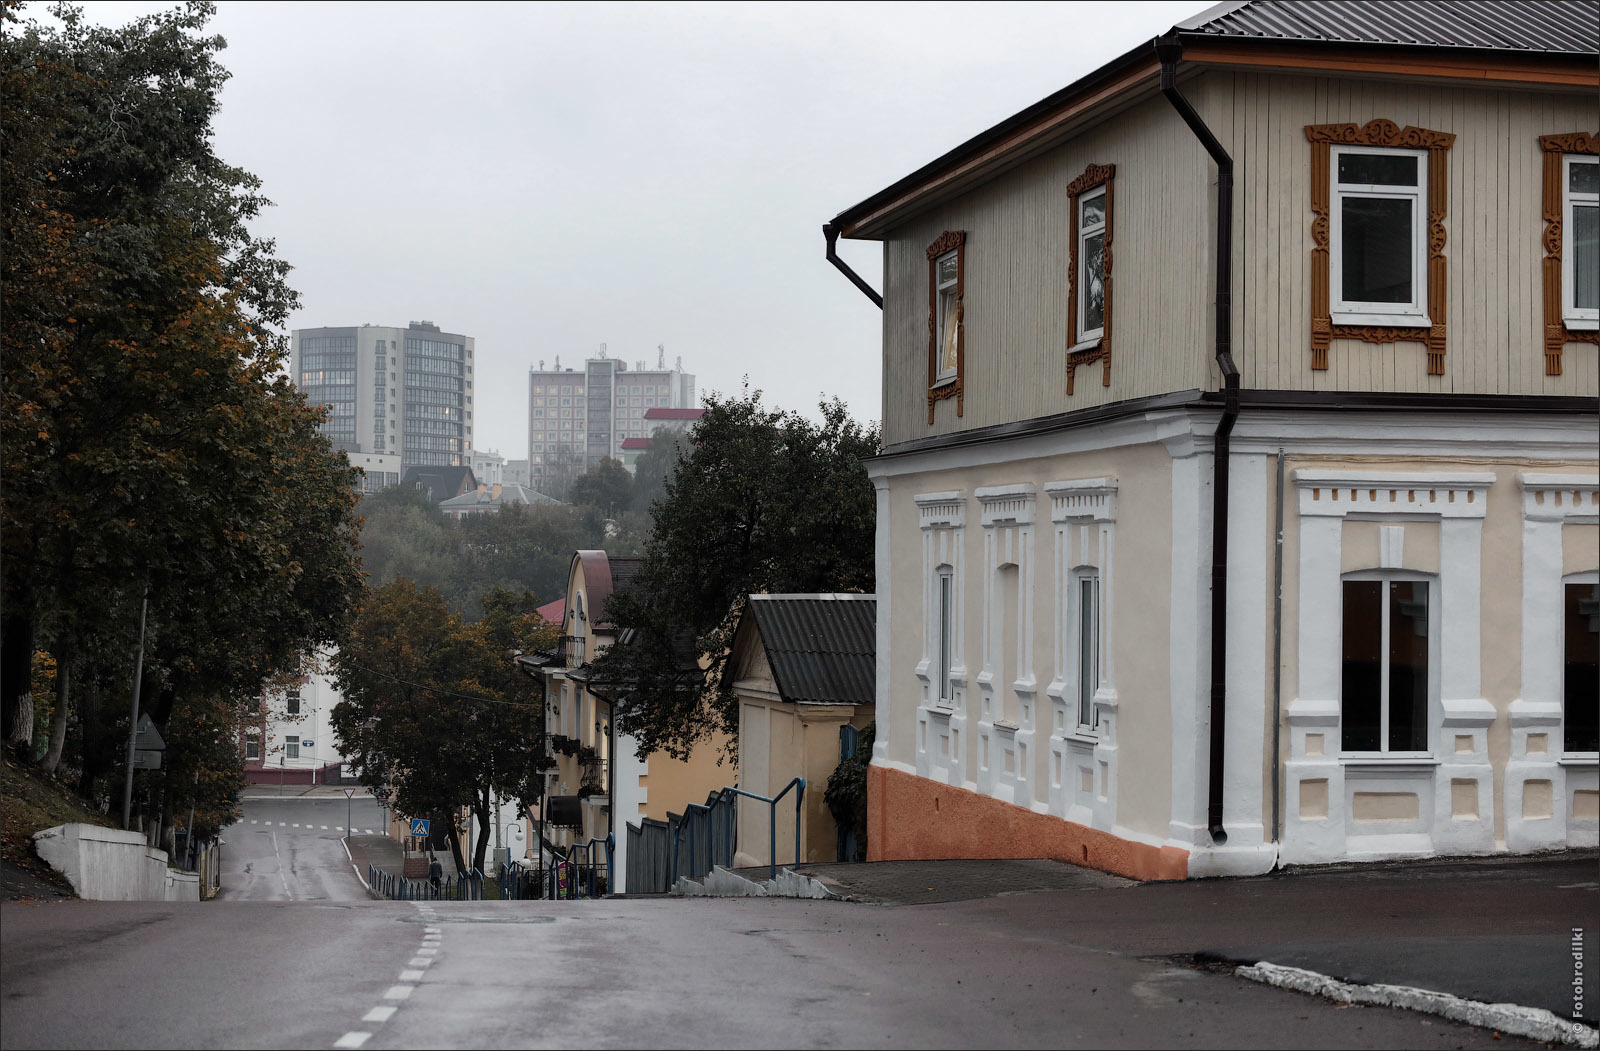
245, 736, 259, 760
1341, 577, 1432, 753
1075, 572, 1099, 731
285, 735, 300, 760
1565, 580, 1599, 754
937, 568, 954, 702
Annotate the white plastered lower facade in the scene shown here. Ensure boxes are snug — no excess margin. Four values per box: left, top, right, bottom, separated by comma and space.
872, 405, 1598, 877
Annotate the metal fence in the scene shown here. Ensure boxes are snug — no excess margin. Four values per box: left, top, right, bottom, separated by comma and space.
623, 787, 746, 894
368, 864, 484, 901
494, 838, 613, 900
626, 817, 672, 894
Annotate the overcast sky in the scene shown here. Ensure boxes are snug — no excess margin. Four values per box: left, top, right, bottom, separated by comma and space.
78, 0, 1202, 458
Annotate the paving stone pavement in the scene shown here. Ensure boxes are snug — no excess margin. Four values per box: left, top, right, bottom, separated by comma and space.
792, 857, 1132, 903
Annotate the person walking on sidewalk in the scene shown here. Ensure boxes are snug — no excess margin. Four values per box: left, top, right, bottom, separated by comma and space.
428, 853, 442, 893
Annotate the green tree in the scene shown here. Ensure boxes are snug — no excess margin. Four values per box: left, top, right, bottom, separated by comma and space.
331, 581, 555, 874
567, 457, 634, 519
0, 3, 364, 840
589, 391, 879, 760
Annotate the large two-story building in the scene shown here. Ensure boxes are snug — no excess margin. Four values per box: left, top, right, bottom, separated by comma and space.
828, 0, 1597, 879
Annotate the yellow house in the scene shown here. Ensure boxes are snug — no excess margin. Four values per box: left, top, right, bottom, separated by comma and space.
729, 594, 876, 867
518, 549, 732, 892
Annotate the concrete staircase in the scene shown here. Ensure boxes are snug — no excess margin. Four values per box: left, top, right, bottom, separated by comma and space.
670, 864, 834, 899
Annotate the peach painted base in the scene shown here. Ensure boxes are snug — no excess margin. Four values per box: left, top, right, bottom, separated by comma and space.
867, 764, 1188, 881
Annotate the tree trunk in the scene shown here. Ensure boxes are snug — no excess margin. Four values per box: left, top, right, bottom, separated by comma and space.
77, 679, 100, 798
2, 605, 35, 751
40, 653, 70, 773
444, 817, 466, 875
472, 789, 491, 875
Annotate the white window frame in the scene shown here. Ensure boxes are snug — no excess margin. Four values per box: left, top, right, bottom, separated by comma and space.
1562, 154, 1599, 329
934, 249, 959, 385
937, 567, 954, 703
285, 735, 300, 760
1075, 186, 1107, 345
245, 736, 260, 760
1329, 146, 1430, 327
1072, 569, 1099, 731
1339, 569, 1439, 759
1564, 570, 1599, 757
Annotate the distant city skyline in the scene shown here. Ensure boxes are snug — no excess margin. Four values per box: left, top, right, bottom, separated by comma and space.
72, 0, 1204, 454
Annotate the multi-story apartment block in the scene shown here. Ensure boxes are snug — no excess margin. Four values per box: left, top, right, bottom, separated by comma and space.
526, 349, 695, 489
827, 0, 1597, 880
291, 321, 476, 469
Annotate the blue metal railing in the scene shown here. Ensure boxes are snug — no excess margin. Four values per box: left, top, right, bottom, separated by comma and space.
670, 777, 804, 885
367, 863, 484, 901
544, 835, 614, 899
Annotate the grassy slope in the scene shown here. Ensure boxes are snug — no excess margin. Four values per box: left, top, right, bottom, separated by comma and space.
2, 752, 118, 892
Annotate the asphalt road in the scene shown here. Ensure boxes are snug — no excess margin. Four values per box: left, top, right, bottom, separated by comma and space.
1, 865, 1566, 1050
220, 794, 387, 903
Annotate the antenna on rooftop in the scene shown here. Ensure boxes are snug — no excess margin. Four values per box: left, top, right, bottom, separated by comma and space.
657, 344, 665, 369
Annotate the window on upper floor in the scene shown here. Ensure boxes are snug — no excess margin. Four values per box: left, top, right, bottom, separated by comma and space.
1065, 163, 1115, 394
1330, 147, 1428, 325
1340, 576, 1434, 755
1306, 121, 1454, 376
934, 252, 959, 382
925, 231, 966, 422
286, 695, 300, 716
1562, 155, 1598, 328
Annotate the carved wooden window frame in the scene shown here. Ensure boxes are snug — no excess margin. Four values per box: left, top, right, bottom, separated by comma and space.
927, 230, 966, 423
1538, 133, 1599, 376
1306, 120, 1455, 375
1065, 163, 1115, 395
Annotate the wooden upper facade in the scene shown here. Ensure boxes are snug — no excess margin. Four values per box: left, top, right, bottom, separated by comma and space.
836, 4, 1599, 449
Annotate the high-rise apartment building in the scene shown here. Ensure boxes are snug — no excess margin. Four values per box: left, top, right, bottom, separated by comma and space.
291, 321, 476, 469
526, 347, 695, 490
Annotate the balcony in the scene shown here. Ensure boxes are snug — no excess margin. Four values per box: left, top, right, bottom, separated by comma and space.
557, 634, 586, 669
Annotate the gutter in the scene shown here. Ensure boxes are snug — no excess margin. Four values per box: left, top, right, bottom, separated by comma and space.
823, 223, 882, 308
1156, 34, 1237, 846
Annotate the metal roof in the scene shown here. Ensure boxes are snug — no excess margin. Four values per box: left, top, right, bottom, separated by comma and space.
745, 594, 876, 707
1179, 0, 1598, 55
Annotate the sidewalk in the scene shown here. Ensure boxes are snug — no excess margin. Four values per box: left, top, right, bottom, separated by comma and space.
241, 784, 373, 800
795, 850, 1597, 1036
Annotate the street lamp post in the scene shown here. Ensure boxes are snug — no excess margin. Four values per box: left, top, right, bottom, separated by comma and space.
121, 587, 149, 830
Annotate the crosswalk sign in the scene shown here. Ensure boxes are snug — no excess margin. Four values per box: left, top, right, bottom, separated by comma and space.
409, 818, 430, 837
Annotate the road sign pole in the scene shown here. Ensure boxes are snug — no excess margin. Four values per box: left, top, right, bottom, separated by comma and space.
121, 587, 149, 830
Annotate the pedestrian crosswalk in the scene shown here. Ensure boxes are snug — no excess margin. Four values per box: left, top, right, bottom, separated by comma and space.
245, 819, 378, 834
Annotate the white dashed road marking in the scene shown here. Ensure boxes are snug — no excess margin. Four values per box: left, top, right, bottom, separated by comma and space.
382, 985, 413, 1001
362, 1007, 396, 1024
399, 970, 424, 982
332, 1033, 370, 1049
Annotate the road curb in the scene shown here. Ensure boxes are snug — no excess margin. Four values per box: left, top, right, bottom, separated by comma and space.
1235, 960, 1598, 1048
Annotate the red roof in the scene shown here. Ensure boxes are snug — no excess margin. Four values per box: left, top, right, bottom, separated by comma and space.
536, 597, 565, 625
643, 407, 704, 421
620, 437, 651, 450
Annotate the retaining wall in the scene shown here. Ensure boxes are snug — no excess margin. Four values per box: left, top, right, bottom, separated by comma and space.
32, 823, 201, 902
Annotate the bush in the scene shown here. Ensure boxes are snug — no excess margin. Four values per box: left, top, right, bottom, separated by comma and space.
823, 722, 874, 863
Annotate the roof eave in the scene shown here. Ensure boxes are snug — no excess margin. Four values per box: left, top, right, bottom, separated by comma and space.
831, 38, 1162, 240
832, 29, 1596, 241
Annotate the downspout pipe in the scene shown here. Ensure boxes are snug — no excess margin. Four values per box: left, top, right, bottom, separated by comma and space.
824, 223, 884, 309
1157, 35, 1238, 845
